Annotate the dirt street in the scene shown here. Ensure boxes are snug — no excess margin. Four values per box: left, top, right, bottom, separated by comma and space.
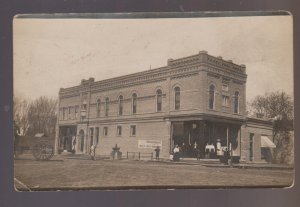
14, 157, 294, 191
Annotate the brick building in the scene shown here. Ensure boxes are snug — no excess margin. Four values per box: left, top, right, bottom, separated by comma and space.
55, 51, 275, 163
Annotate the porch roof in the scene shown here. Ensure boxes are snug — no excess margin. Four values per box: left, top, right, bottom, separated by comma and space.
167, 114, 246, 125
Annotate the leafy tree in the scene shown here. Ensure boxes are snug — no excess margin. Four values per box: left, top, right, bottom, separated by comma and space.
248, 91, 294, 164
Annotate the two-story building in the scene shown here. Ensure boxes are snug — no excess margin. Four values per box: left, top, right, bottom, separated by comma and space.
55, 51, 275, 163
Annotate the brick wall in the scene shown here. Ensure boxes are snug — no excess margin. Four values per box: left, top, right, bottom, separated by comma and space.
57, 52, 250, 158
76, 119, 170, 159
241, 120, 273, 163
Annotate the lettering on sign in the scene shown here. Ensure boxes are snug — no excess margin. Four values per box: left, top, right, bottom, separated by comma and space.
138, 140, 162, 149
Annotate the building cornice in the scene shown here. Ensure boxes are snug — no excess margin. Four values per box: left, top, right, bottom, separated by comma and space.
59, 51, 247, 98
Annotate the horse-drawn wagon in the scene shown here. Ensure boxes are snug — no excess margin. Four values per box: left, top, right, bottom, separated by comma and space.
14, 133, 55, 161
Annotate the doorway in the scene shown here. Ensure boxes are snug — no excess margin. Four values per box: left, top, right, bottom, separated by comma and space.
79, 129, 85, 152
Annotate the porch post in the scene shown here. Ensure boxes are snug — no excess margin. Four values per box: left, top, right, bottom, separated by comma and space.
169, 120, 173, 153
226, 126, 229, 147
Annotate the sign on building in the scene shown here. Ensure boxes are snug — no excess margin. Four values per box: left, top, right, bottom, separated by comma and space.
138, 140, 162, 149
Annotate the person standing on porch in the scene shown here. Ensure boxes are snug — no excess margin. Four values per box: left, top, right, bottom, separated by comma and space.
173, 145, 180, 161
193, 142, 198, 158
71, 135, 76, 154
154, 146, 160, 160
90, 144, 96, 160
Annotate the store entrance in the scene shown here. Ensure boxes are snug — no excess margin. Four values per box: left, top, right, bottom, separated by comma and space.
171, 120, 240, 159
171, 121, 207, 158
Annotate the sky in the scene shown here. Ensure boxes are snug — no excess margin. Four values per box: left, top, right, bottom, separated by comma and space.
13, 15, 293, 102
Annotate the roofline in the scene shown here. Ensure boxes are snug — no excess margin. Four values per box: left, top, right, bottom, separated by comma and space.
59, 51, 247, 95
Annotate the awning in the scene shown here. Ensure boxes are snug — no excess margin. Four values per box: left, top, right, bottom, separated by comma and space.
261, 136, 276, 148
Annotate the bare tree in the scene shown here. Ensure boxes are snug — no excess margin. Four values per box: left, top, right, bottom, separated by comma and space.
248, 91, 294, 164
13, 97, 30, 135
26, 96, 58, 137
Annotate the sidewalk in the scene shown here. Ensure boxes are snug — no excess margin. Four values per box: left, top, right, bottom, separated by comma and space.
54, 153, 294, 170
149, 159, 294, 170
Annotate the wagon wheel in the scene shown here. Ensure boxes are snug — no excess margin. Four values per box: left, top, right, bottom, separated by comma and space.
32, 143, 54, 161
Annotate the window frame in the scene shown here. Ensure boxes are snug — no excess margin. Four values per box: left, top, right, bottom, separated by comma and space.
132, 93, 137, 114
105, 97, 109, 117
130, 125, 136, 136
209, 84, 215, 110
156, 89, 162, 112
222, 95, 229, 107
96, 99, 101, 117
174, 87, 180, 110
234, 91, 240, 114
117, 125, 122, 137
118, 95, 123, 116
62, 107, 66, 120
68, 106, 71, 119
103, 126, 108, 137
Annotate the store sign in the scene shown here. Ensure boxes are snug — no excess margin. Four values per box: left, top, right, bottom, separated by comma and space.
138, 140, 162, 149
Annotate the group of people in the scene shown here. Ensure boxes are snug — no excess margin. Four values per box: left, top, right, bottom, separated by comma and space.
170, 142, 201, 161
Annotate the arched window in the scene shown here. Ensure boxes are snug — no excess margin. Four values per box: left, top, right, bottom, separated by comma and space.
209, 85, 215, 110
234, 91, 239, 114
96, 99, 101, 117
105, 97, 109, 116
174, 87, 180, 110
132, 93, 137, 114
156, 89, 162, 112
118, 95, 123, 115
62, 107, 66, 120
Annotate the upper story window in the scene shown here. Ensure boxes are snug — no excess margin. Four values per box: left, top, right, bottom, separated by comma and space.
130, 125, 136, 136
105, 97, 109, 116
117, 126, 122, 136
234, 91, 239, 114
82, 100, 87, 111
118, 95, 123, 116
68, 106, 71, 119
62, 107, 66, 120
222, 95, 229, 107
75, 105, 79, 119
132, 93, 137, 114
209, 85, 215, 110
174, 87, 180, 110
96, 99, 101, 117
103, 126, 108, 137
156, 89, 162, 112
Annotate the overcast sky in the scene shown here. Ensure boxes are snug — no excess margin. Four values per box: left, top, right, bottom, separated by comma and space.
13, 15, 293, 102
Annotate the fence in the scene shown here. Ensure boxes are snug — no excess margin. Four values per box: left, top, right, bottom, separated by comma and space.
127, 151, 153, 160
